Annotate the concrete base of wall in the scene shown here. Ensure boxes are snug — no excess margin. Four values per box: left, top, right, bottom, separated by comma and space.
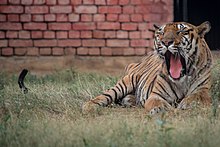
0, 55, 142, 76
1, 51, 220, 76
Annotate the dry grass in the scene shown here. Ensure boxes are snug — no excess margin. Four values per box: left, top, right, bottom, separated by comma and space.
0, 61, 220, 147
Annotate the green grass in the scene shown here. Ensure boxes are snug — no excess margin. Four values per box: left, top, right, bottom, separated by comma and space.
0, 61, 220, 147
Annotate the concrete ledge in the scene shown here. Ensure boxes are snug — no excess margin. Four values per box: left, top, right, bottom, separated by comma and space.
0, 56, 142, 75
1, 51, 219, 76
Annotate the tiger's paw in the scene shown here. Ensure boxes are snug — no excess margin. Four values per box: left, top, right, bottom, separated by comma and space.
177, 98, 196, 110
144, 98, 172, 115
149, 107, 166, 115
82, 101, 100, 114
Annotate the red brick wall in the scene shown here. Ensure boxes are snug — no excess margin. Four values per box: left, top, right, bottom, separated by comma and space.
0, 0, 173, 57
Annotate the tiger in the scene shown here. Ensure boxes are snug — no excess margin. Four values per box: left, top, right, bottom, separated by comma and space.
82, 21, 213, 115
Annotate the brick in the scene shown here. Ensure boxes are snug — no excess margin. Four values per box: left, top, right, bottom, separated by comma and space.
45, 14, 56, 22
93, 31, 105, 38
34, 40, 57, 47
58, 39, 81, 47
56, 14, 68, 22
77, 47, 88, 55
0, 40, 8, 47
71, 0, 82, 5
27, 47, 39, 56
101, 47, 112, 56
130, 0, 141, 4
0, 0, 7, 4
81, 14, 92, 22
24, 23, 47, 30
56, 31, 68, 38
9, 40, 33, 47
73, 22, 96, 30
44, 31, 55, 39
119, 0, 129, 5
135, 5, 150, 14
107, 0, 118, 5
65, 47, 76, 55
50, 6, 72, 13
48, 23, 71, 30
144, 14, 161, 22
46, 0, 56, 5
98, 6, 108, 13
131, 14, 143, 22
122, 23, 138, 31
83, 0, 94, 4
58, 0, 70, 5
97, 22, 120, 30
107, 39, 129, 47
82, 39, 105, 47
151, 4, 165, 13
88, 48, 100, 55
116, 31, 128, 38
80, 31, 92, 38
75, 6, 97, 14
0, 31, 5, 38
31, 31, 43, 38
93, 14, 105, 22
52, 47, 64, 56
123, 48, 135, 56
6, 31, 18, 38
95, 0, 106, 5
119, 14, 130, 22
105, 31, 116, 38
135, 48, 146, 55
107, 14, 118, 21
2, 48, 13, 56
68, 14, 80, 22
138, 23, 148, 30
40, 48, 52, 55
107, 6, 121, 14
10, 0, 20, 4
123, 6, 134, 14
21, 0, 33, 5
69, 31, 80, 38
34, 0, 46, 5
141, 31, 153, 39
129, 31, 140, 39
15, 48, 27, 56
20, 14, 31, 22
7, 14, 19, 22
0, 14, 6, 22
32, 15, 44, 22
112, 48, 123, 55
130, 39, 149, 47
0, 6, 23, 13
25, 6, 48, 14
19, 31, 31, 39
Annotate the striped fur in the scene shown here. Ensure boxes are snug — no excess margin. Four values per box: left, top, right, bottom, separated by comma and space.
82, 21, 213, 114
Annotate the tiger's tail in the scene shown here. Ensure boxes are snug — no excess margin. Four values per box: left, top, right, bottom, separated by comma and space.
18, 69, 28, 94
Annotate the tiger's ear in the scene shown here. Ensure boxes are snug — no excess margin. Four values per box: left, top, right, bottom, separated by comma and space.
197, 21, 211, 37
153, 24, 160, 30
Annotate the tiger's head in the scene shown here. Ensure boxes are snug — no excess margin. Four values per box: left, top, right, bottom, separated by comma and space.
154, 21, 211, 81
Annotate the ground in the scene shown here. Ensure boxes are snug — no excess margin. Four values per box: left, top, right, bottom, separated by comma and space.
0, 58, 220, 146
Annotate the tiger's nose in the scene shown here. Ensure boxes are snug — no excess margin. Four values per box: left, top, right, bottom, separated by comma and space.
161, 40, 174, 47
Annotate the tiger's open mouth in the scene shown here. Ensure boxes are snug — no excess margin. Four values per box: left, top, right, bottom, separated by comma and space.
165, 51, 186, 80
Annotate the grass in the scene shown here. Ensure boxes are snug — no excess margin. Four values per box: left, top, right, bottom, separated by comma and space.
0, 61, 220, 147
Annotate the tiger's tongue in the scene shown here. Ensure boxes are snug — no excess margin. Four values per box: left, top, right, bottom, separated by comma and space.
169, 54, 182, 79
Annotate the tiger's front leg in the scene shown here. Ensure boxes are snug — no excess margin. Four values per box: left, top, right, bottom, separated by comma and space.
144, 96, 172, 115
82, 74, 139, 114
177, 89, 211, 109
